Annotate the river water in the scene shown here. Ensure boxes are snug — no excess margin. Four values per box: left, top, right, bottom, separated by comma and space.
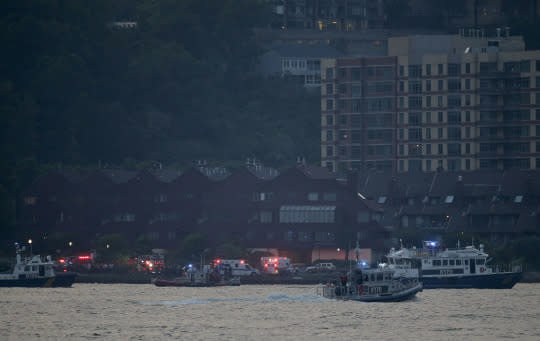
1, 283, 539, 340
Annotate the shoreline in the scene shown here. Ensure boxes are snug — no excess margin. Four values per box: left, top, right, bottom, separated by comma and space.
73, 271, 540, 285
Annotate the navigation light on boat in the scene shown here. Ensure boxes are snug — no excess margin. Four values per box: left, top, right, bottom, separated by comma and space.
240, 260, 245, 265
78, 255, 91, 260
359, 260, 369, 268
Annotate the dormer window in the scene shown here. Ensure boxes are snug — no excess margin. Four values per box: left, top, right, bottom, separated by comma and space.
514, 195, 523, 203
307, 192, 319, 201
24, 197, 37, 205
445, 195, 454, 204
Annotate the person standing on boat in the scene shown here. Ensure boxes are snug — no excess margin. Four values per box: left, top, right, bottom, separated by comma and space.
340, 274, 347, 286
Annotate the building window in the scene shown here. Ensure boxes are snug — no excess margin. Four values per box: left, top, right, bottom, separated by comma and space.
280, 205, 336, 223
426, 64, 431, 76
438, 144, 443, 154
326, 83, 333, 95
326, 146, 333, 157
426, 144, 432, 155
465, 127, 471, 138
260, 211, 272, 223
438, 127, 443, 138
326, 115, 333, 126
465, 78, 471, 90
426, 80, 431, 92
465, 143, 470, 153
448, 111, 461, 123
466, 159, 471, 170
399, 65, 404, 76
326, 99, 334, 110
154, 194, 168, 203
426, 159, 432, 171
323, 192, 337, 201
437, 96, 443, 107
24, 197, 37, 205
438, 64, 443, 75
465, 63, 471, 73
521, 60, 531, 73
326, 68, 333, 79
308, 192, 319, 201
438, 80, 443, 90
426, 96, 431, 107
326, 130, 333, 141
357, 211, 370, 223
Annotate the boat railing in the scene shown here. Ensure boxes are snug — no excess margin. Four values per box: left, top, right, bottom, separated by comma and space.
490, 264, 522, 273
317, 283, 361, 299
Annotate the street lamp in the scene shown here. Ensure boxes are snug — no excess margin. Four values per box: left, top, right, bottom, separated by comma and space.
69, 241, 72, 247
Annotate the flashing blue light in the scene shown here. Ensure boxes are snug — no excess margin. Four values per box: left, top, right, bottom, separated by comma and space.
188, 264, 193, 268
359, 260, 369, 268
425, 241, 438, 247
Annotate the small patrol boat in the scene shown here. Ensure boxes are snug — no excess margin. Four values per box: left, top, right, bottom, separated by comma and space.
0, 243, 76, 287
317, 264, 423, 302
152, 264, 240, 287
386, 240, 522, 289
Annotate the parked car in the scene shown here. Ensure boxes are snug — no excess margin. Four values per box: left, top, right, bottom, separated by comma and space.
306, 262, 336, 273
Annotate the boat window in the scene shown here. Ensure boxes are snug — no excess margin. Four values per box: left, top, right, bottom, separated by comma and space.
449, 259, 455, 266
464, 260, 468, 265
377, 273, 383, 281
364, 274, 369, 282
370, 274, 375, 281
433, 260, 441, 266
456, 259, 461, 265
476, 259, 484, 265
423, 259, 429, 264
442, 260, 448, 266
25, 266, 30, 271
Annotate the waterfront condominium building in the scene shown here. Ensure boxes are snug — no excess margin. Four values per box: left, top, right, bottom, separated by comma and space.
321, 31, 540, 173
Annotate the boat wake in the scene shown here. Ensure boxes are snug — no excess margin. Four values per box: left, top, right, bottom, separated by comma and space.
140, 293, 327, 306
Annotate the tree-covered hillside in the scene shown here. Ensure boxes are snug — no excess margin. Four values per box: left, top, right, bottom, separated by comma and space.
0, 0, 321, 232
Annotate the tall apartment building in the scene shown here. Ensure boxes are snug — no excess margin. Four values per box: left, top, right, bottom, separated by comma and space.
321, 56, 398, 173
321, 31, 540, 173
266, 0, 385, 30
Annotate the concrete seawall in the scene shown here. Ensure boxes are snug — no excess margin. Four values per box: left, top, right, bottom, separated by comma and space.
74, 271, 540, 285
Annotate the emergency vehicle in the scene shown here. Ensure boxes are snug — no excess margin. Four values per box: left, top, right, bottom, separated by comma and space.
213, 259, 259, 276
260, 257, 291, 274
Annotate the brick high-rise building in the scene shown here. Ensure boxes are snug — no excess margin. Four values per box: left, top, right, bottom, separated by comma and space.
321, 31, 540, 173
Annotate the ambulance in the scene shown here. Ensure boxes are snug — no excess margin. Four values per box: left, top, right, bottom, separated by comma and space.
213, 259, 259, 276
260, 257, 291, 274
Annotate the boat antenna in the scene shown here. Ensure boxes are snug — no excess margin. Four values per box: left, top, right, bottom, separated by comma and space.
400, 238, 403, 249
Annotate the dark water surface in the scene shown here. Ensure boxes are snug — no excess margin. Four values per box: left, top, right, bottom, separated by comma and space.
1, 283, 539, 340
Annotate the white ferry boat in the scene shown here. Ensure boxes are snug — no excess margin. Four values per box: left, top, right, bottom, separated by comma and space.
386, 241, 522, 289
0, 243, 77, 287
317, 264, 423, 302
